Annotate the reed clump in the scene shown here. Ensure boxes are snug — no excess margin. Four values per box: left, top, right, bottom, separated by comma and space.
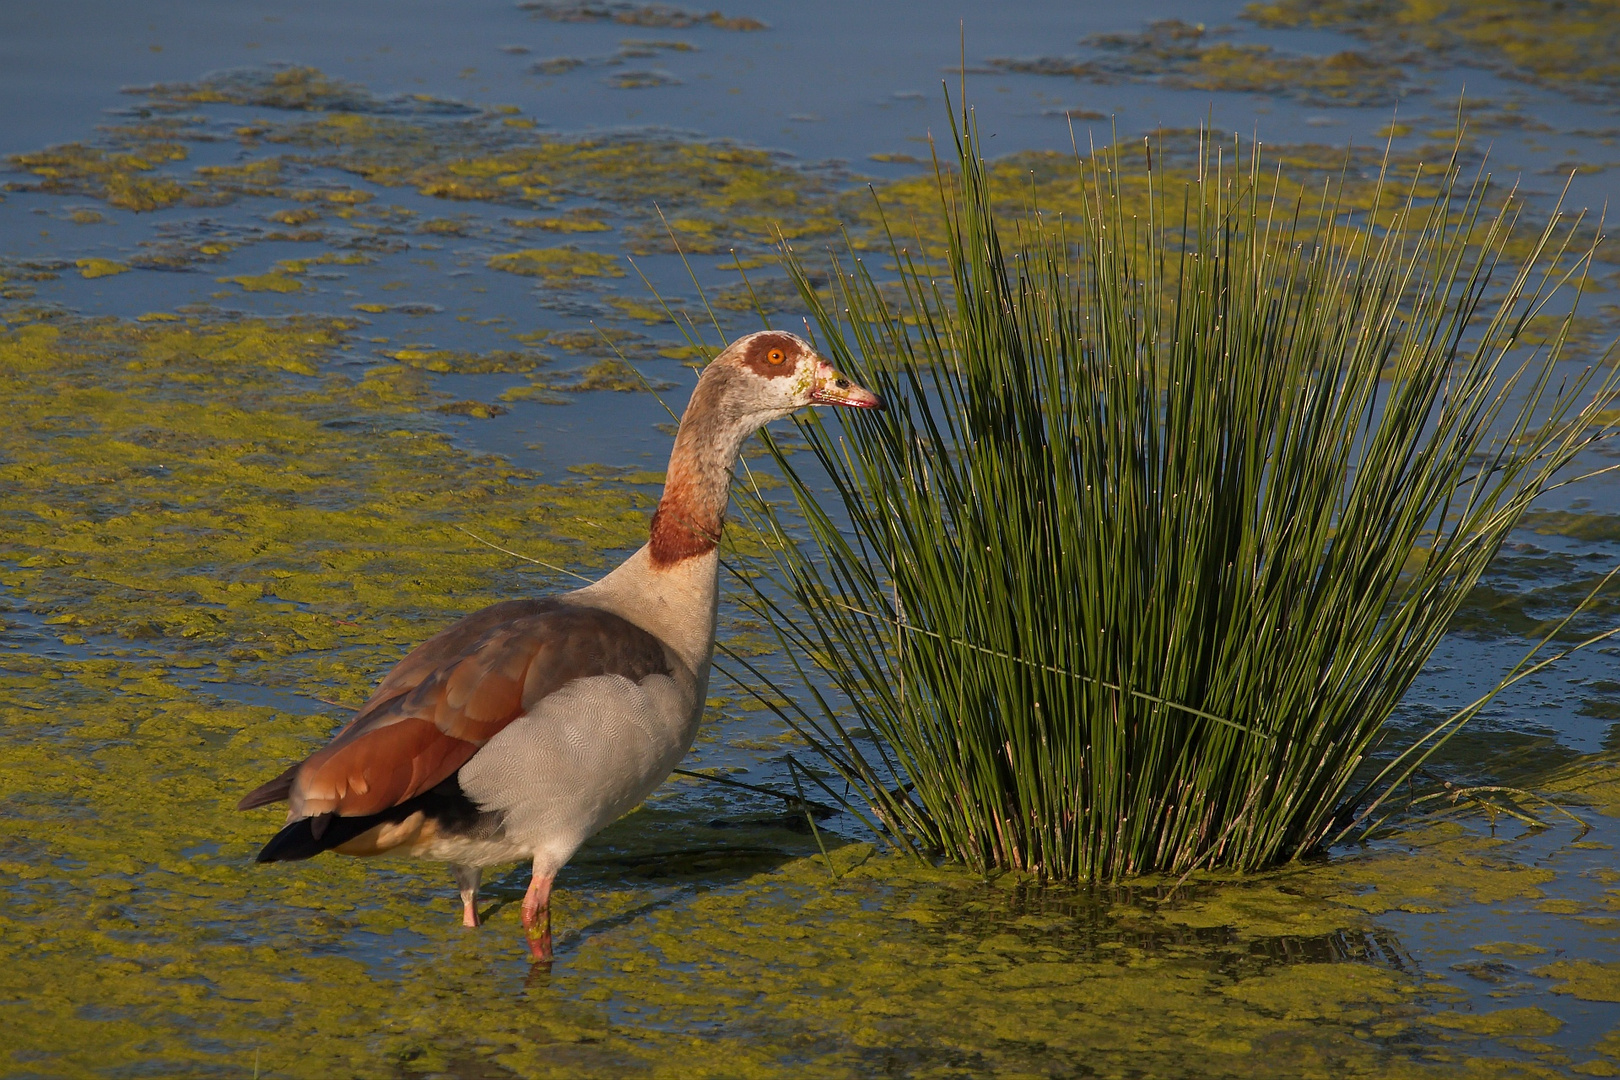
734, 111, 1620, 881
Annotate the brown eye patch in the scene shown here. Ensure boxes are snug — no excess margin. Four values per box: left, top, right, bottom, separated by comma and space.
739, 331, 804, 378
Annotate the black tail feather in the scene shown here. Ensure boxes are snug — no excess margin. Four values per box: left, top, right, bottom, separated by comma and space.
252, 773, 495, 863
255, 811, 390, 862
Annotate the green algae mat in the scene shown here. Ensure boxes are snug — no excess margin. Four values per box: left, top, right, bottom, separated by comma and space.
5, 6, 1620, 1073
5, 300, 1620, 1080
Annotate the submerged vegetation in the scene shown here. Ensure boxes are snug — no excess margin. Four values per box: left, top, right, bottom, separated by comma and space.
1246, 0, 1620, 97
3, 66, 838, 278
518, 0, 768, 32
740, 115, 1620, 882
488, 246, 626, 282
995, 1, 1620, 110
990, 19, 1407, 107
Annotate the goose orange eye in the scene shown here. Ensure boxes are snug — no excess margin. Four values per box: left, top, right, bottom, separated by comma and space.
767, 348, 786, 365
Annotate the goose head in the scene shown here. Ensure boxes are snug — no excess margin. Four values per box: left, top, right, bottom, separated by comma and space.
692, 330, 883, 433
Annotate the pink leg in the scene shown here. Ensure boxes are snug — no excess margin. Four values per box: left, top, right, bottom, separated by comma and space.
521, 870, 555, 962
451, 864, 481, 929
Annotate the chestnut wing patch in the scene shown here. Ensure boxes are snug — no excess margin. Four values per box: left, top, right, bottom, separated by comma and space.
350, 598, 563, 729
242, 603, 671, 820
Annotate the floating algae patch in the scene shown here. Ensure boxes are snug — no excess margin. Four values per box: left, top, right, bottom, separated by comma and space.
488, 245, 624, 283
849, 125, 1615, 291
1244, 0, 1620, 98
611, 68, 683, 89
0, 312, 655, 702
840, 131, 1499, 265
434, 399, 509, 418
989, 19, 1408, 106
1449, 516, 1620, 640
549, 357, 673, 392
1168, 42, 1405, 105
217, 251, 377, 293
217, 269, 304, 292
132, 63, 481, 115
4, 718, 1612, 1080
1539, 752, 1620, 818
518, 0, 768, 32
16, 67, 845, 255
607, 293, 681, 323
74, 258, 129, 279
8, 140, 193, 212
379, 137, 838, 253
1426, 1006, 1564, 1038
1324, 823, 1560, 915
414, 215, 473, 236
8, 121, 327, 221
1534, 961, 1620, 1003
22, 64, 1562, 297
381, 345, 550, 375
500, 358, 676, 402
508, 208, 613, 233
132, 238, 241, 271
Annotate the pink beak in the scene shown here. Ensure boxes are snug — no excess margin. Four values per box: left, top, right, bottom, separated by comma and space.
809, 362, 885, 410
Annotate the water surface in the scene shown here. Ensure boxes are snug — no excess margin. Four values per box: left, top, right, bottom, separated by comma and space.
3, 2, 1620, 1076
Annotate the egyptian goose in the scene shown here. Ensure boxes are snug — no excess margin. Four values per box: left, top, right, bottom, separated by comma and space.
237, 331, 881, 961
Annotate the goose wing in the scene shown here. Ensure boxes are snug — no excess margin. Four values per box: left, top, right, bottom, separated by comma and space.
237, 598, 671, 827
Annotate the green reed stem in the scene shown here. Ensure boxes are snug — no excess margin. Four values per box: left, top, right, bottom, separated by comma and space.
732, 104, 1620, 881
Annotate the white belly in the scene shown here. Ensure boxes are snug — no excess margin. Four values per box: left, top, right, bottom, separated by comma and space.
444, 671, 696, 871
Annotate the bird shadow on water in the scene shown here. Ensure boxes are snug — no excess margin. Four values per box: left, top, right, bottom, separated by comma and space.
472, 792, 846, 971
